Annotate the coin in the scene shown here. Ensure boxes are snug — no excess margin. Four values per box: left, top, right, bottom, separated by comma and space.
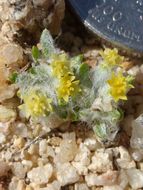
68, 0, 143, 53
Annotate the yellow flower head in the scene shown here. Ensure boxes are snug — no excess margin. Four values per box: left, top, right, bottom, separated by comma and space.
100, 48, 124, 66
51, 53, 70, 78
107, 72, 133, 102
19, 90, 52, 118
57, 73, 80, 102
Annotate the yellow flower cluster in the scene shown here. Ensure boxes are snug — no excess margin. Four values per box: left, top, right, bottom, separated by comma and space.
51, 54, 70, 78
19, 90, 52, 118
108, 72, 133, 102
57, 74, 80, 102
100, 48, 124, 66
51, 53, 80, 102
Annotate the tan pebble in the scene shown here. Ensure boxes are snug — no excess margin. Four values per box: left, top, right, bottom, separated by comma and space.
38, 157, 49, 167
27, 131, 33, 139
16, 180, 26, 190
32, 124, 42, 137
31, 155, 39, 167
25, 185, 33, 190
0, 44, 25, 71
0, 161, 10, 177
76, 138, 82, 145
68, 185, 74, 190
125, 187, 132, 190
21, 152, 38, 167
121, 61, 134, 70
28, 144, 39, 155
49, 137, 62, 146
0, 105, 16, 122
21, 150, 31, 160
0, 84, 17, 103
138, 162, 143, 171
14, 137, 25, 149
39, 139, 47, 156
14, 122, 28, 138
29, 183, 40, 190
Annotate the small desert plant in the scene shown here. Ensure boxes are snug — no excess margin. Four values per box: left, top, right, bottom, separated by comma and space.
13, 29, 134, 143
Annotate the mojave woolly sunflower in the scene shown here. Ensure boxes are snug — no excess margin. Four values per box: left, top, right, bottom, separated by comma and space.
100, 48, 124, 66
19, 90, 52, 118
107, 72, 133, 102
57, 73, 81, 102
51, 53, 70, 78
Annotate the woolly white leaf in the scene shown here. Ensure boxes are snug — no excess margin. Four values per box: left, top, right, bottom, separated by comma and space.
40, 29, 56, 58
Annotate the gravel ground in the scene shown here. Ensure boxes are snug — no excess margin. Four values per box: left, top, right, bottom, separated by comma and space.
0, 8, 143, 190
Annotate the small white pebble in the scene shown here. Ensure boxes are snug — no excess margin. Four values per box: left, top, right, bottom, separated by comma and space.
103, 185, 123, 190
22, 160, 33, 171
127, 65, 140, 76
85, 171, 118, 187
88, 149, 113, 173
27, 164, 53, 185
126, 168, 143, 189
0, 133, 6, 144
116, 146, 136, 169
39, 180, 61, 190
57, 162, 79, 186
74, 183, 89, 190
84, 138, 98, 151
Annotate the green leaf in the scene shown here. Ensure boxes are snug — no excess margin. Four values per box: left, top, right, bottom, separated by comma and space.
9, 72, 18, 83
32, 46, 40, 62
40, 29, 56, 58
79, 63, 92, 87
79, 63, 89, 74
70, 111, 79, 122
93, 123, 107, 139
117, 108, 124, 121
28, 67, 36, 74
71, 55, 83, 70
54, 104, 68, 119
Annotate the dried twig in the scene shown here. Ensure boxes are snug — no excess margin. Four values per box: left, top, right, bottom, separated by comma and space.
12, 121, 71, 156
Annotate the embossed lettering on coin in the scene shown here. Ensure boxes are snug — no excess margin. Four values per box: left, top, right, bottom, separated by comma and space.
69, 0, 143, 52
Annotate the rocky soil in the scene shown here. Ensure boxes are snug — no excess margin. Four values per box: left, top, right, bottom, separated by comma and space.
0, 1, 143, 190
